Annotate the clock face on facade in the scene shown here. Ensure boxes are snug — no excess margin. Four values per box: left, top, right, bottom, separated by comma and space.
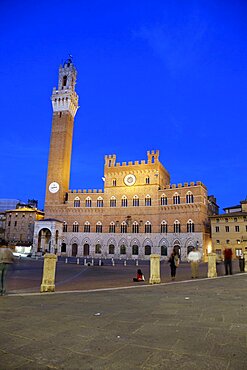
49, 181, 60, 193
124, 174, 136, 186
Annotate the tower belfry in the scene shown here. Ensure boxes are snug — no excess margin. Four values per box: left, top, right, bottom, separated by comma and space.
45, 59, 79, 214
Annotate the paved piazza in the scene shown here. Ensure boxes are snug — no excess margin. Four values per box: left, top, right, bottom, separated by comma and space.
0, 259, 246, 369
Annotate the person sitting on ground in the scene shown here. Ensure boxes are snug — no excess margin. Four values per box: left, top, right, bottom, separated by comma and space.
133, 269, 145, 282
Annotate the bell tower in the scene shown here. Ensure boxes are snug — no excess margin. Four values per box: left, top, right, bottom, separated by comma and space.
45, 58, 79, 214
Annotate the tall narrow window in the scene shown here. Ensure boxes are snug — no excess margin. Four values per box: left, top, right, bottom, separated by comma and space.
74, 197, 80, 207
145, 245, 151, 255
174, 220, 180, 233
109, 222, 116, 233
97, 197, 103, 207
186, 192, 194, 204
145, 195, 151, 206
109, 244, 115, 254
112, 179, 116, 186
132, 222, 139, 233
121, 222, 127, 233
85, 197, 92, 207
63, 222, 67, 232
160, 221, 167, 233
160, 195, 167, 206
121, 196, 128, 207
146, 177, 150, 184
96, 222, 102, 233
72, 221, 79, 232
62, 75, 67, 87
173, 193, 180, 205
84, 222, 90, 233
120, 245, 126, 254
145, 221, 152, 233
133, 195, 139, 207
187, 219, 194, 233
132, 245, 139, 255
110, 197, 116, 207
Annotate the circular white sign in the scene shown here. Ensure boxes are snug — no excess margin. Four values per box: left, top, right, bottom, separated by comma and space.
124, 174, 136, 186
49, 182, 60, 193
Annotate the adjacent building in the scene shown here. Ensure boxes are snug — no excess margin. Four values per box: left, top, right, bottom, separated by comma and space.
33, 59, 218, 260
210, 199, 247, 259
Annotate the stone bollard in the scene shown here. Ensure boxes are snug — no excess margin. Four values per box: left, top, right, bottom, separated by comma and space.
77, 258, 80, 265
84, 258, 87, 265
40, 254, 57, 293
99, 259, 102, 266
65, 257, 68, 264
124, 260, 127, 266
207, 253, 217, 278
135, 260, 139, 266
112, 258, 115, 266
244, 252, 247, 273
92, 258, 94, 266
149, 254, 161, 284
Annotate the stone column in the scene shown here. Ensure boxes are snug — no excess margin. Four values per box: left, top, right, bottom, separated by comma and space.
149, 254, 161, 284
207, 253, 217, 278
244, 252, 247, 273
40, 254, 57, 292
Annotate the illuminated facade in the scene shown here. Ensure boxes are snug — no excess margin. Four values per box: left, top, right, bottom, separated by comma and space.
33, 60, 218, 261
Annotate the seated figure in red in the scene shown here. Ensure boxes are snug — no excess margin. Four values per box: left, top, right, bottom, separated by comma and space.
133, 269, 145, 282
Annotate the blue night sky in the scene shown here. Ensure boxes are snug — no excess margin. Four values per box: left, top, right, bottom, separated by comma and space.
1, 0, 247, 211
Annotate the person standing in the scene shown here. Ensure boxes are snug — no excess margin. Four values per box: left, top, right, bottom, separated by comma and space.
168, 251, 179, 280
223, 248, 233, 275
187, 247, 201, 278
0, 246, 14, 296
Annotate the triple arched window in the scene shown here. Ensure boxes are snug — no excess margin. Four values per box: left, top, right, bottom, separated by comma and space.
145, 221, 152, 233
133, 195, 139, 207
97, 197, 103, 207
186, 192, 194, 204
84, 221, 90, 233
160, 194, 168, 206
110, 196, 116, 207
72, 221, 79, 232
74, 197, 80, 207
160, 220, 168, 233
187, 219, 195, 232
121, 196, 128, 207
174, 220, 181, 233
145, 195, 151, 206
96, 221, 102, 233
173, 193, 180, 205
109, 222, 115, 233
121, 221, 128, 233
85, 197, 92, 208
132, 221, 139, 233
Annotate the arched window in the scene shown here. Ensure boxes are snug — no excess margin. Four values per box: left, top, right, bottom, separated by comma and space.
110, 196, 116, 207
109, 222, 115, 233
186, 192, 194, 204
61, 242, 66, 253
132, 245, 139, 255
85, 197, 92, 208
63, 221, 67, 232
84, 221, 90, 233
145, 245, 151, 255
121, 221, 127, 233
187, 219, 195, 233
146, 177, 150, 184
174, 220, 181, 233
96, 221, 102, 233
132, 221, 139, 233
160, 220, 167, 233
74, 197, 80, 208
160, 194, 168, 206
173, 193, 180, 205
161, 246, 167, 256
133, 195, 139, 207
121, 195, 128, 207
72, 221, 79, 232
95, 244, 101, 254
145, 221, 152, 233
97, 197, 103, 207
120, 245, 126, 254
109, 244, 115, 254
145, 195, 151, 206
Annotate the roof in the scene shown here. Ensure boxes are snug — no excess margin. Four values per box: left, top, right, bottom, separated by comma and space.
210, 212, 247, 218
5, 207, 44, 214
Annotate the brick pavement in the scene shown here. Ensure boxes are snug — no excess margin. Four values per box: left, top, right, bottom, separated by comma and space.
0, 261, 246, 369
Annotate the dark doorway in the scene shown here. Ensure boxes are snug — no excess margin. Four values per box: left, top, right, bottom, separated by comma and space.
72, 243, 78, 257
83, 243, 89, 256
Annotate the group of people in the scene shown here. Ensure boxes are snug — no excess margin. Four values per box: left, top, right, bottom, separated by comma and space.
168, 247, 202, 280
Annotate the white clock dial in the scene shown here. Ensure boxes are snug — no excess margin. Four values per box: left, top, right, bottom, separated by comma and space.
49, 182, 60, 193
124, 174, 136, 186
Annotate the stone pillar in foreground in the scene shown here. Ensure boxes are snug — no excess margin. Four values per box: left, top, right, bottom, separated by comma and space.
207, 253, 217, 278
149, 254, 161, 284
244, 252, 247, 273
40, 254, 57, 292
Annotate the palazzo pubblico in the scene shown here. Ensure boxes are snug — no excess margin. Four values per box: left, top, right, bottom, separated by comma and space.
33, 60, 218, 261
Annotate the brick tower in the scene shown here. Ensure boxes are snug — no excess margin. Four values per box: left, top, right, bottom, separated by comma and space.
45, 58, 79, 215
